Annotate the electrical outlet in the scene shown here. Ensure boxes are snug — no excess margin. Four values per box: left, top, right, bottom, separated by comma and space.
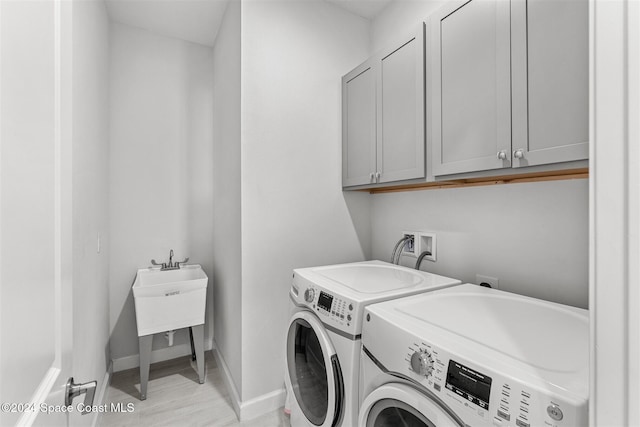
417, 232, 436, 262
476, 274, 499, 289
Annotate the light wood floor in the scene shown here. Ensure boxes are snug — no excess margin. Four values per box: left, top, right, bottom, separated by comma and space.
99, 351, 290, 427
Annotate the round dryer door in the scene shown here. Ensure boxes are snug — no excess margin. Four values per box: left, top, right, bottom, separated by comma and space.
359, 384, 463, 427
286, 310, 344, 427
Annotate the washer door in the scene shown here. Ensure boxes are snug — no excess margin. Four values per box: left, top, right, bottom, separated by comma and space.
359, 384, 462, 427
286, 310, 344, 427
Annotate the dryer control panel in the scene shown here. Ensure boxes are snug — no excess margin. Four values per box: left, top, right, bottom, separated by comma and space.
315, 290, 351, 324
290, 280, 356, 334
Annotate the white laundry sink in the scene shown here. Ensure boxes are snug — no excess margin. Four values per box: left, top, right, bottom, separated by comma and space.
132, 264, 208, 336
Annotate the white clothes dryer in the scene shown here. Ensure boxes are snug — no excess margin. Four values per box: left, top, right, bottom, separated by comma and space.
359, 284, 589, 427
285, 260, 461, 427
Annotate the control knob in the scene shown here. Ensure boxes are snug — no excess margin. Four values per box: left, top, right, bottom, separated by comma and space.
410, 350, 434, 377
304, 288, 315, 303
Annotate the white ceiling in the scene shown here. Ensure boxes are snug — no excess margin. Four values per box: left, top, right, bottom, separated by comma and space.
324, 0, 392, 19
105, 0, 393, 47
105, 0, 230, 47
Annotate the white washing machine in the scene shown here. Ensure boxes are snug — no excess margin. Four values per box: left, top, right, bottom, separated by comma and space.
359, 284, 589, 427
285, 260, 461, 427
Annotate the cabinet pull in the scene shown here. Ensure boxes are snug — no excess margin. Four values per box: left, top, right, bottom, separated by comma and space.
369, 172, 375, 182
375, 171, 381, 182
497, 151, 508, 160
513, 149, 525, 159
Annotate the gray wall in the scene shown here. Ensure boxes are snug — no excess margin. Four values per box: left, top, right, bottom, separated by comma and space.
212, 0, 243, 396
239, 0, 371, 401
371, 180, 589, 308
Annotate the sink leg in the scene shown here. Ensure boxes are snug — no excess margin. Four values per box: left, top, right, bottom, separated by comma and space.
139, 334, 153, 400
189, 327, 197, 361
191, 325, 205, 384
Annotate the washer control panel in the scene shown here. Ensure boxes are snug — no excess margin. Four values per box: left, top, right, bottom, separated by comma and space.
403, 341, 584, 427
410, 349, 435, 378
407, 342, 446, 395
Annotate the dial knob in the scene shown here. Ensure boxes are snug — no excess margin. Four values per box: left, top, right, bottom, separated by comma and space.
304, 288, 315, 303
410, 350, 434, 377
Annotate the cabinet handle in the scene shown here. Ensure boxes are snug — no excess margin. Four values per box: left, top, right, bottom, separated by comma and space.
497, 151, 507, 160
375, 171, 381, 182
369, 172, 375, 182
513, 149, 525, 159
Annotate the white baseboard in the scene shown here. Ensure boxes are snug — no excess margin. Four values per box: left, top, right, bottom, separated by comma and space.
112, 338, 214, 373
91, 363, 113, 427
211, 343, 285, 422
240, 388, 286, 422
211, 345, 242, 417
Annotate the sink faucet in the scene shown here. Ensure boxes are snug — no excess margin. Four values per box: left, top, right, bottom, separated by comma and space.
151, 249, 189, 271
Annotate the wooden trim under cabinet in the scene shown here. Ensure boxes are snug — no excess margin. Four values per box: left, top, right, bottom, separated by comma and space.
363, 168, 588, 194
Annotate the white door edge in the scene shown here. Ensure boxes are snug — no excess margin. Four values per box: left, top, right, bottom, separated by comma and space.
16, 368, 61, 427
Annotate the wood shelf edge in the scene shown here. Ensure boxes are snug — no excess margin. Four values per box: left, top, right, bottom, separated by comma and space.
363, 168, 589, 194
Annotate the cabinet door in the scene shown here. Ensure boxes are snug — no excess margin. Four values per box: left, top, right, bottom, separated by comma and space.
511, 0, 588, 167
431, 0, 512, 176
376, 27, 425, 183
342, 61, 376, 187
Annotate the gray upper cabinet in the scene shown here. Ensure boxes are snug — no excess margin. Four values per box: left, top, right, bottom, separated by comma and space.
431, 0, 512, 176
511, 0, 589, 168
342, 27, 425, 188
376, 28, 425, 184
431, 0, 588, 177
342, 61, 376, 187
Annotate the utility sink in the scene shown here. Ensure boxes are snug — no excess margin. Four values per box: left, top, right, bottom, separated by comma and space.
132, 264, 208, 337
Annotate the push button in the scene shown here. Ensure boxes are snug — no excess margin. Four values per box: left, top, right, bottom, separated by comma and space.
547, 404, 563, 421
497, 410, 510, 421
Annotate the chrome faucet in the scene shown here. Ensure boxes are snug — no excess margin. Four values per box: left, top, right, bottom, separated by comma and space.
151, 249, 189, 271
